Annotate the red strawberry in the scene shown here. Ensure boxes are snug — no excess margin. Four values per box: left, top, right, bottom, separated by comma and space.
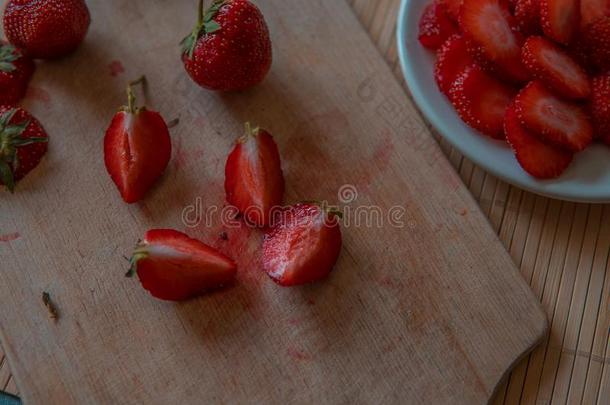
515, 81, 593, 151
460, 0, 529, 82
181, 0, 272, 92
505, 102, 573, 178
3, 0, 90, 59
225, 123, 284, 227
514, 0, 541, 35
104, 77, 172, 204
443, 0, 463, 21
263, 203, 342, 286
540, 0, 579, 45
449, 65, 516, 139
418, 1, 459, 50
0, 42, 35, 105
0, 107, 48, 192
590, 73, 610, 141
435, 35, 475, 95
580, 16, 610, 72
127, 229, 237, 301
521, 36, 590, 99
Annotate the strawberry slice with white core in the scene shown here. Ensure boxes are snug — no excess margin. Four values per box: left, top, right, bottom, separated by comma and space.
505, 102, 573, 178
128, 229, 237, 301
521, 36, 590, 100
263, 203, 342, 287
515, 81, 593, 151
449, 64, 516, 139
435, 35, 475, 95
460, 0, 528, 82
540, 0, 579, 45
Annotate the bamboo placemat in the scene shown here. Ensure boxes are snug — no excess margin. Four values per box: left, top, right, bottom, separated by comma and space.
1, 0, 608, 403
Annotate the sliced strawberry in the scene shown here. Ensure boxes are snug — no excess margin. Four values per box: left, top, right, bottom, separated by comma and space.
515, 81, 593, 151
505, 102, 573, 178
580, 0, 610, 29
418, 1, 459, 49
127, 229, 237, 301
580, 16, 610, 72
540, 0, 579, 45
521, 36, 590, 99
449, 65, 516, 139
514, 0, 541, 35
225, 123, 284, 227
460, 0, 529, 82
443, 0, 463, 21
590, 73, 610, 142
262, 203, 342, 286
434, 35, 475, 95
104, 77, 172, 204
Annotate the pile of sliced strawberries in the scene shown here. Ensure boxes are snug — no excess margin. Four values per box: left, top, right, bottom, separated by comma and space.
419, 0, 610, 179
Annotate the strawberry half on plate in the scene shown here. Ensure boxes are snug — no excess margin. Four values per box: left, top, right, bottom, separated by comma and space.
127, 229, 237, 301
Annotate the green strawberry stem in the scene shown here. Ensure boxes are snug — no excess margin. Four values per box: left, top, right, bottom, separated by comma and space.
126, 246, 148, 277
126, 76, 147, 114
0, 43, 19, 73
181, 0, 224, 57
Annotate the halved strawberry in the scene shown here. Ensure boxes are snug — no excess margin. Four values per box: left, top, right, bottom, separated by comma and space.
0, 41, 35, 106
434, 35, 475, 95
540, 0, 579, 45
514, 0, 541, 35
449, 65, 516, 139
262, 203, 342, 286
418, 1, 459, 49
521, 36, 590, 99
590, 73, 610, 142
127, 229, 237, 301
580, 16, 610, 72
460, 0, 529, 82
443, 0, 463, 21
580, 0, 610, 29
104, 77, 172, 204
505, 102, 573, 178
515, 81, 593, 151
225, 123, 284, 227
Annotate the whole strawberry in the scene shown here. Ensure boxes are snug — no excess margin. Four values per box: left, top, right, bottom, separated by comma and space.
0, 107, 48, 192
181, 0, 272, 91
3, 0, 90, 59
0, 41, 35, 105
104, 76, 172, 204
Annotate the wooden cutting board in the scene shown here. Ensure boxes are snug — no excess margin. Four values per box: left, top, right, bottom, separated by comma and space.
0, 0, 548, 403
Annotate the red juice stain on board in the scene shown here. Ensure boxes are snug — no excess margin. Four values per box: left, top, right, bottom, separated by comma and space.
287, 347, 312, 361
108, 60, 125, 77
0, 232, 20, 242
25, 87, 50, 105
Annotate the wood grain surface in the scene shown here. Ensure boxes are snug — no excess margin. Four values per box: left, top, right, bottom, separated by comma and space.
0, 0, 550, 403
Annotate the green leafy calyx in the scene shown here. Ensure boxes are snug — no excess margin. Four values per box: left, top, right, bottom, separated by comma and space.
126, 243, 149, 278
0, 44, 19, 73
181, 0, 226, 58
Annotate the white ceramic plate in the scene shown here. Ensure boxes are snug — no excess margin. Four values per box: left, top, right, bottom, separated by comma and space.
396, 0, 610, 203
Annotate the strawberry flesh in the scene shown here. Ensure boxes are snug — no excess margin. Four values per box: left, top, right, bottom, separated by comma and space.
435, 35, 475, 95
580, 16, 610, 72
0, 107, 48, 192
521, 36, 590, 99
442, 0, 463, 21
449, 65, 516, 139
225, 124, 285, 227
418, 1, 459, 49
515, 81, 593, 151
515, 0, 541, 35
590, 73, 610, 142
262, 204, 342, 286
505, 102, 573, 178
460, 0, 529, 82
540, 0, 579, 45
129, 229, 237, 301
